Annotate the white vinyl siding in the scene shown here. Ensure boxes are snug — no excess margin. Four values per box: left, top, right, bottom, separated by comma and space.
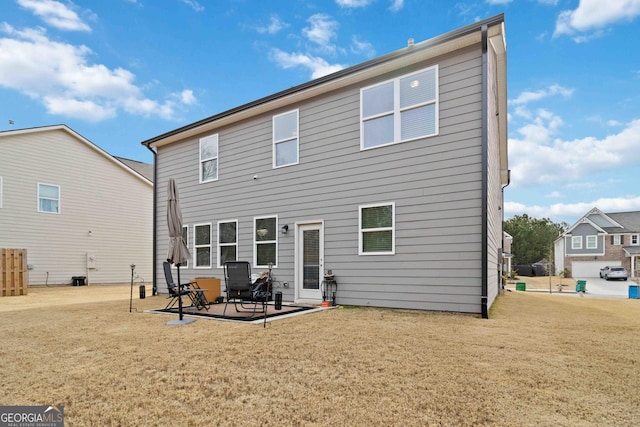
254, 215, 278, 267
37, 183, 60, 213
586, 235, 597, 249
199, 134, 218, 183
194, 223, 212, 268
273, 110, 299, 168
359, 202, 395, 255
361, 65, 438, 150
571, 236, 582, 250
217, 220, 238, 267
0, 176, 3, 208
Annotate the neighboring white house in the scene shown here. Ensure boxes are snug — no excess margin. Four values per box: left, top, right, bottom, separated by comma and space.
142, 15, 508, 317
554, 207, 640, 278
0, 125, 153, 285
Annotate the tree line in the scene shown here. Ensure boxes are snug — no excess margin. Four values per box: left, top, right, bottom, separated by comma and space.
504, 214, 568, 266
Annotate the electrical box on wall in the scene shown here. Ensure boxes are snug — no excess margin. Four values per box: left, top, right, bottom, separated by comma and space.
87, 253, 97, 269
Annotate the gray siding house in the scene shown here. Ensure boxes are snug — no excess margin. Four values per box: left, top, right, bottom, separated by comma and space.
142, 15, 508, 317
554, 207, 640, 278
0, 125, 153, 285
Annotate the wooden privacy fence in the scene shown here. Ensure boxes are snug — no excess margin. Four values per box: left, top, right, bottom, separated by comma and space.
1, 248, 28, 296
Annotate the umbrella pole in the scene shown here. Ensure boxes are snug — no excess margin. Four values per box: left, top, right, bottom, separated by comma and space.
177, 263, 184, 321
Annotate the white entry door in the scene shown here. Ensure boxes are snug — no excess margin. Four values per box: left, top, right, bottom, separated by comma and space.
296, 222, 324, 301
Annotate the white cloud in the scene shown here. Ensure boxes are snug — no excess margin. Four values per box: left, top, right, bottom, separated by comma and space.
179, 0, 205, 12
510, 84, 573, 106
537, 0, 558, 5
389, 0, 404, 12
505, 196, 640, 222
509, 115, 640, 187
269, 48, 345, 79
0, 24, 190, 121
17, 0, 91, 32
546, 191, 563, 199
350, 35, 375, 57
256, 15, 287, 35
554, 0, 640, 40
335, 0, 373, 7
485, 0, 512, 5
178, 89, 197, 105
303, 14, 339, 54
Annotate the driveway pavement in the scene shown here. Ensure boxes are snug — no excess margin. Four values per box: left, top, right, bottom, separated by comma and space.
572, 276, 637, 298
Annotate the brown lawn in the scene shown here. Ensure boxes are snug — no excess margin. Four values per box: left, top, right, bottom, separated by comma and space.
1, 283, 639, 426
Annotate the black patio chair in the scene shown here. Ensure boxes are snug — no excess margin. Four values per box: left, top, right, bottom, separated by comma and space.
163, 261, 210, 311
223, 261, 270, 317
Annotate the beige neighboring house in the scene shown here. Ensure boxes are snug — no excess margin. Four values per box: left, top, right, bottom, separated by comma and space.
0, 125, 153, 285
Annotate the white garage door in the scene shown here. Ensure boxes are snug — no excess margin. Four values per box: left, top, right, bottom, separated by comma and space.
572, 261, 621, 278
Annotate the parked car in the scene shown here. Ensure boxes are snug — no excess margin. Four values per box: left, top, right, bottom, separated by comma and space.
599, 266, 628, 281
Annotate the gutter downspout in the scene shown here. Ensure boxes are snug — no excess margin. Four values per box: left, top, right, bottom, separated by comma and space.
144, 144, 158, 296
481, 24, 489, 319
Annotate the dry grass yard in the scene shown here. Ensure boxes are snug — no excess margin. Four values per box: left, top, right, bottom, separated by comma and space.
1, 282, 639, 426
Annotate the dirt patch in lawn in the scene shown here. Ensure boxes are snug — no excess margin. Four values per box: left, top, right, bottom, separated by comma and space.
1, 284, 639, 426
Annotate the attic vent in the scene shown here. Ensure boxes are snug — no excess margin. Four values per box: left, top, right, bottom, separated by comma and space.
407, 38, 414, 47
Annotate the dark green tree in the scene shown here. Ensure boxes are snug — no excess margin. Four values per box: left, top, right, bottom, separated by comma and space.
504, 214, 567, 265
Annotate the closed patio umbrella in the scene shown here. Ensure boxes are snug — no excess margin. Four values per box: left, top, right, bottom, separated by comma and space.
166, 178, 193, 325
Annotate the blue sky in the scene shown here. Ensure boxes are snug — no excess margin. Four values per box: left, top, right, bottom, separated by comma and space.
1, 0, 639, 225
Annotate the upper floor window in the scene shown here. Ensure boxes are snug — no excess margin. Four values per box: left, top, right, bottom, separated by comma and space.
38, 183, 60, 213
571, 236, 582, 250
632, 235, 639, 246
200, 134, 218, 183
359, 202, 395, 255
586, 235, 597, 249
361, 66, 438, 150
254, 215, 277, 267
194, 223, 212, 268
613, 235, 622, 245
273, 110, 299, 168
218, 220, 238, 267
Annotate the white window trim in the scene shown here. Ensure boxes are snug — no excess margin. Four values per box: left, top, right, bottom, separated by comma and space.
360, 65, 439, 151
571, 236, 582, 250
217, 219, 238, 268
613, 235, 621, 245
193, 222, 212, 268
358, 202, 396, 255
37, 182, 60, 214
273, 109, 299, 168
586, 235, 597, 249
632, 234, 639, 246
254, 215, 278, 268
199, 134, 219, 183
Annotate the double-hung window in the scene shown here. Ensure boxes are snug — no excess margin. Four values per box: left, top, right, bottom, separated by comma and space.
586, 235, 597, 249
571, 236, 582, 250
613, 235, 622, 245
273, 110, 299, 168
194, 223, 212, 268
632, 235, 639, 245
254, 216, 277, 267
200, 134, 218, 183
361, 65, 438, 150
217, 220, 238, 267
359, 202, 395, 255
38, 183, 60, 213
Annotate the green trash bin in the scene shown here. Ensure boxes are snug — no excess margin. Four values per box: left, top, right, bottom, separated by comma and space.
576, 280, 586, 293
516, 282, 526, 291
